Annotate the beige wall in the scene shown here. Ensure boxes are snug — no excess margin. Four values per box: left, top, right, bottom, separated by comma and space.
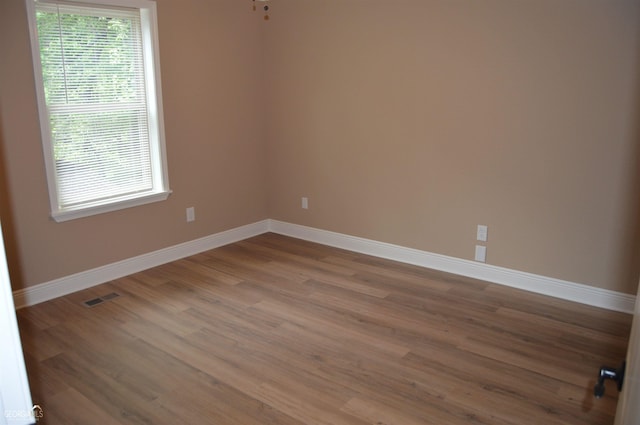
0, 0, 269, 290
1, 0, 640, 296
265, 0, 640, 294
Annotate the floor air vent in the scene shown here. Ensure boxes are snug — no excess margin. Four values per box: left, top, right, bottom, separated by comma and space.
83, 292, 121, 308
83, 298, 104, 307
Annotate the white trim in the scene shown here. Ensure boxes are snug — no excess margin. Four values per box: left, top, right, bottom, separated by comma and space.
12, 220, 270, 309
267, 220, 636, 314
12, 219, 636, 313
52, 190, 172, 223
0, 221, 33, 425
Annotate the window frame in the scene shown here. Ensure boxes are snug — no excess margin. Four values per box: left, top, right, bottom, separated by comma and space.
25, 0, 171, 222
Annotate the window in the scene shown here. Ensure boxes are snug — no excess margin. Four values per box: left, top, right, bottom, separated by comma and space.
26, 0, 170, 222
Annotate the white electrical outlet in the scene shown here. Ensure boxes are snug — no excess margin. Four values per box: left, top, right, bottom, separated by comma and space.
475, 245, 487, 262
301, 197, 309, 209
477, 225, 488, 242
186, 207, 195, 222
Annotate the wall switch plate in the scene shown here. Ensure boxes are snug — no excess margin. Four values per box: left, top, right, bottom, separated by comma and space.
186, 207, 195, 222
477, 225, 488, 242
475, 245, 487, 262
301, 197, 309, 209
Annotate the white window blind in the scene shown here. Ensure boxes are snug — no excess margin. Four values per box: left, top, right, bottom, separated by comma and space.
27, 0, 170, 221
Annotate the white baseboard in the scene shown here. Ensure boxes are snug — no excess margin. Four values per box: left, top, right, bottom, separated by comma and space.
13, 218, 636, 313
268, 220, 636, 314
12, 220, 270, 309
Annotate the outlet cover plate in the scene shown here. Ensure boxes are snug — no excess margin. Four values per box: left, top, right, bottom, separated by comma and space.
477, 225, 488, 242
475, 245, 487, 262
186, 207, 195, 222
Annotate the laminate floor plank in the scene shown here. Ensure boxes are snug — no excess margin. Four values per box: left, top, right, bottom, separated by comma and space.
17, 233, 630, 424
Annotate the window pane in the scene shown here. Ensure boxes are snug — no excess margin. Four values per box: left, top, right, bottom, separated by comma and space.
37, 6, 145, 106
52, 108, 152, 207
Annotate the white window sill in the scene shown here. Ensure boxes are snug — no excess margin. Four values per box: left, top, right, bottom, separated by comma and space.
51, 190, 172, 223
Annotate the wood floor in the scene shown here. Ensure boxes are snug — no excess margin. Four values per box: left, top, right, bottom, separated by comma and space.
17, 233, 631, 425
